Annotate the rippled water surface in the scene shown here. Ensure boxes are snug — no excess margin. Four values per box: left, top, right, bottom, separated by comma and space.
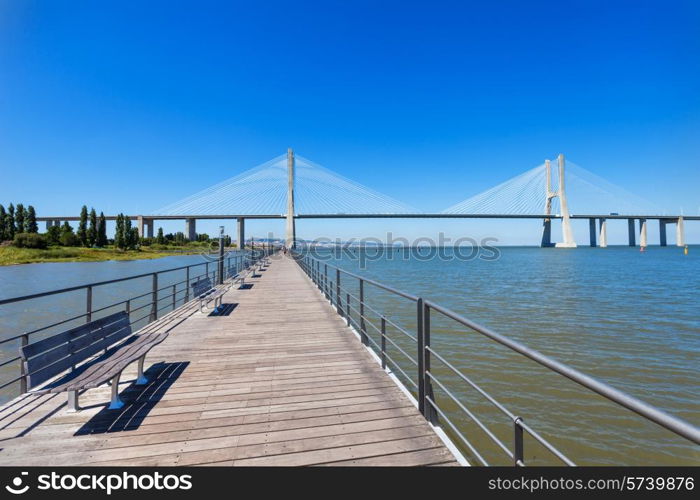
0, 247, 698, 465
311, 245, 699, 465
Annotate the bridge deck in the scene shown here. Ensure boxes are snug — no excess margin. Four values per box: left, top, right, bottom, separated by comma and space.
0, 255, 460, 466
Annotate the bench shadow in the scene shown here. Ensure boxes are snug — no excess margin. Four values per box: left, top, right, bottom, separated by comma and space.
238, 283, 254, 289
208, 303, 238, 317
73, 361, 189, 436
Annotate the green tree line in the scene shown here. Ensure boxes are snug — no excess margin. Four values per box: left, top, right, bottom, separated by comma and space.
0, 203, 38, 240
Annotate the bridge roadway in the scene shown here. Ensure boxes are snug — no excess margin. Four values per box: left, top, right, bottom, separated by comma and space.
0, 255, 461, 466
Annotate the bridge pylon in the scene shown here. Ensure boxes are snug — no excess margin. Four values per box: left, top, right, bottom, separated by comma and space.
541, 154, 577, 248
286, 148, 296, 249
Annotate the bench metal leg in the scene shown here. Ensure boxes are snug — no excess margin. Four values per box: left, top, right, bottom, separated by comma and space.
136, 355, 148, 385
108, 372, 125, 410
67, 390, 79, 412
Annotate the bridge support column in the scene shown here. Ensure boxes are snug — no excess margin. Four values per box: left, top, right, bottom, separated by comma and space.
676, 216, 685, 247
554, 154, 576, 248
541, 219, 553, 247
286, 148, 296, 249
627, 219, 636, 246
659, 220, 668, 246
186, 218, 196, 241
237, 217, 245, 249
145, 220, 154, 239
588, 218, 597, 247
638, 219, 647, 248
137, 216, 145, 238
598, 218, 607, 248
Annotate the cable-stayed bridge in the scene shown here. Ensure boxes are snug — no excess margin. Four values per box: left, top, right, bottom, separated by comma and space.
38, 149, 697, 248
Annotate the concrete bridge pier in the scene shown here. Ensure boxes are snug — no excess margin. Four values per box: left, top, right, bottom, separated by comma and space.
286, 147, 296, 249
627, 219, 636, 246
598, 218, 608, 248
554, 154, 576, 248
137, 217, 154, 239
588, 218, 597, 247
237, 217, 245, 249
639, 219, 648, 248
45, 219, 60, 230
186, 218, 197, 241
659, 220, 668, 246
676, 216, 685, 246
541, 218, 553, 247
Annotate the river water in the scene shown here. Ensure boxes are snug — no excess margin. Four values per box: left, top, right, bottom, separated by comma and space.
0, 247, 698, 465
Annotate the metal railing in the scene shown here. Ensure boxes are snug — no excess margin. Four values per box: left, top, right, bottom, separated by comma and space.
293, 252, 700, 466
0, 248, 275, 398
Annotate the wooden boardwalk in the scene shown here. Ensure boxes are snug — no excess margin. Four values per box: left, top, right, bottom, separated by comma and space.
0, 255, 462, 466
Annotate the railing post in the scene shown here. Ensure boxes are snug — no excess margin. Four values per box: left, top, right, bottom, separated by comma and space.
150, 273, 158, 322
20, 334, 28, 393
359, 279, 367, 345
185, 267, 190, 302
514, 417, 524, 466
346, 293, 350, 326
336, 269, 341, 311
423, 303, 438, 424
172, 284, 176, 310
218, 231, 225, 285
205, 262, 209, 281
86, 286, 93, 323
380, 317, 387, 370
324, 264, 328, 299
417, 298, 425, 415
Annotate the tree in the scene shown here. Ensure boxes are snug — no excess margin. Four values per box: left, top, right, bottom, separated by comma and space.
13, 232, 47, 249
87, 208, 97, 246
114, 214, 125, 250
156, 227, 165, 245
124, 216, 135, 249
96, 212, 107, 247
77, 205, 88, 246
129, 228, 140, 249
25, 205, 38, 233
60, 221, 79, 246
46, 225, 62, 245
15, 203, 25, 235
0, 204, 6, 241
6, 204, 15, 240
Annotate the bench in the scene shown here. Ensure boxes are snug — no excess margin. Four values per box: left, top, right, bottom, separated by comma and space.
191, 276, 228, 313
19, 311, 168, 412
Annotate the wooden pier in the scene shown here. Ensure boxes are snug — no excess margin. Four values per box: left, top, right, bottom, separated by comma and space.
0, 255, 461, 466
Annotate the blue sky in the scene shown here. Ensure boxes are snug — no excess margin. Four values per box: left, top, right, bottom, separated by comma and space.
1, 1, 698, 244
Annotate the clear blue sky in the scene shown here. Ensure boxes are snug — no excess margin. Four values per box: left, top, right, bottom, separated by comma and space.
1, 1, 698, 244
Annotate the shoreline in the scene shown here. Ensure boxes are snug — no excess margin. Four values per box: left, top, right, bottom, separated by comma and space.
0, 246, 209, 266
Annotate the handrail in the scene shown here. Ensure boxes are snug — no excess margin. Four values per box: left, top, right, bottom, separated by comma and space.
424, 299, 700, 445
0, 250, 253, 307
292, 251, 700, 466
0, 248, 275, 399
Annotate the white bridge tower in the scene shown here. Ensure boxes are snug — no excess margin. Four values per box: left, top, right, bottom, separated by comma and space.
541, 154, 577, 248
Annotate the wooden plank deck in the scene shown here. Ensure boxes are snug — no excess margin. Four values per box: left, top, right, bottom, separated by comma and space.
0, 255, 462, 466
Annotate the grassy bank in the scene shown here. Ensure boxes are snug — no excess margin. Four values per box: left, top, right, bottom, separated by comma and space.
0, 245, 209, 266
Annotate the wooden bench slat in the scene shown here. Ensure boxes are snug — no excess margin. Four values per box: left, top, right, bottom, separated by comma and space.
34, 332, 168, 394
21, 312, 124, 359
25, 317, 131, 379
24, 312, 132, 389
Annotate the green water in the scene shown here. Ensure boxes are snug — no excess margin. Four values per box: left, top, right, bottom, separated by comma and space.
0, 247, 697, 465
309, 245, 699, 465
